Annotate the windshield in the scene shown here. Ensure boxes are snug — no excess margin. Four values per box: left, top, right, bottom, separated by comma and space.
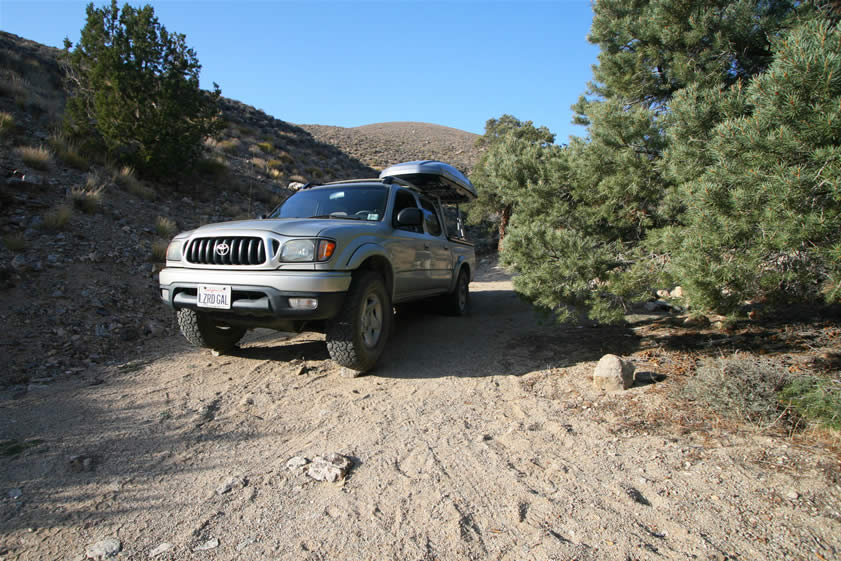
272, 185, 388, 221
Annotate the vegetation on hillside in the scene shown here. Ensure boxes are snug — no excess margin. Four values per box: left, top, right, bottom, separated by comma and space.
62, 0, 221, 179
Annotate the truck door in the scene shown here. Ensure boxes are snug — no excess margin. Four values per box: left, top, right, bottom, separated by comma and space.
389, 189, 429, 300
419, 198, 452, 292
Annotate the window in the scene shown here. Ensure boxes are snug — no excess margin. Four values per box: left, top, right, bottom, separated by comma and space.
392, 189, 421, 232
272, 185, 387, 221
419, 198, 443, 237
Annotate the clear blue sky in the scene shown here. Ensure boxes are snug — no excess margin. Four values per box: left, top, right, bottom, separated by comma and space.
1, 0, 598, 142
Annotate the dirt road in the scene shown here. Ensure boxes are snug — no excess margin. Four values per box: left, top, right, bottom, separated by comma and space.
1, 262, 839, 560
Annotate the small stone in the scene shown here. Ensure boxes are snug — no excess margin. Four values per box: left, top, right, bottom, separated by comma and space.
11, 254, 27, 272
193, 537, 219, 551
8, 488, 22, 499
306, 453, 352, 482
593, 354, 636, 392
68, 455, 95, 472
286, 456, 309, 470
46, 254, 59, 265
670, 286, 684, 298
216, 476, 244, 495
236, 537, 256, 551
85, 537, 121, 559
786, 491, 799, 500
682, 315, 709, 327
150, 543, 173, 557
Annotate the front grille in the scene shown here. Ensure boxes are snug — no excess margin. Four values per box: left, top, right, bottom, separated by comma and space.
185, 237, 267, 265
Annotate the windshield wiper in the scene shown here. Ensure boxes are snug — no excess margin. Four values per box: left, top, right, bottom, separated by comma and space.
309, 214, 361, 220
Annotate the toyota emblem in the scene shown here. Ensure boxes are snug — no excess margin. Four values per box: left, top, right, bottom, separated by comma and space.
215, 243, 230, 256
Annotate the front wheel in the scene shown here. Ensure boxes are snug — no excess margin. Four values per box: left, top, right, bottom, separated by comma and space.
325, 271, 392, 373
176, 308, 246, 352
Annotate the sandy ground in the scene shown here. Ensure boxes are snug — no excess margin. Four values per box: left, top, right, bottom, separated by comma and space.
1, 262, 840, 561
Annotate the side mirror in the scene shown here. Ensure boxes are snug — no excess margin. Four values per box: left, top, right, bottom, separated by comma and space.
396, 207, 422, 227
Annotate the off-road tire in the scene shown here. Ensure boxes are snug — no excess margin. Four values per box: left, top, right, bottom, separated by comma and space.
326, 271, 392, 373
176, 308, 246, 353
443, 268, 470, 316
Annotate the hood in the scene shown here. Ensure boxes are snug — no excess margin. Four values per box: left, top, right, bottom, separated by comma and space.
192, 218, 378, 238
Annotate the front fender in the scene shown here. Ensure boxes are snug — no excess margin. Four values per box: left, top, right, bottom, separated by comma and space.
344, 243, 389, 270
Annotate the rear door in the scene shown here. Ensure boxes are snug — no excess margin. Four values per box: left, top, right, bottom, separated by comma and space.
419, 197, 452, 292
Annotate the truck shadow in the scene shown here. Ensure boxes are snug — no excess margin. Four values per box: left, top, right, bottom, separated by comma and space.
374, 288, 641, 379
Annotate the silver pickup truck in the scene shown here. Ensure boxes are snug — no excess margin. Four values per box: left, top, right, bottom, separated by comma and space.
159, 161, 477, 372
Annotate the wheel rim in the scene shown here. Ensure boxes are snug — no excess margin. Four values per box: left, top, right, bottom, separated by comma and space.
361, 292, 383, 348
458, 276, 468, 311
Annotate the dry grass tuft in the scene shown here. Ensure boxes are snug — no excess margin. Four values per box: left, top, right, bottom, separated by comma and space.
43, 204, 73, 230
155, 216, 177, 238
0, 112, 14, 136
257, 141, 275, 153
196, 156, 228, 178
151, 240, 169, 262
2, 233, 28, 252
17, 145, 52, 170
217, 138, 241, 154
114, 166, 155, 200
49, 133, 89, 170
68, 174, 106, 213
682, 353, 791, 428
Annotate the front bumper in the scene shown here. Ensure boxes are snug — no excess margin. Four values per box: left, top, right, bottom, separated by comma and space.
159, 267, 352, 321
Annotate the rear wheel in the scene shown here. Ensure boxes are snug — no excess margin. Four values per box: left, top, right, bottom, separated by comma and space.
443, 268, 470, 316
176, 308, 246, 353
326, 271, 392, 373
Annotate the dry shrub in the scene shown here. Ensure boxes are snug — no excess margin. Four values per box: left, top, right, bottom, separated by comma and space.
196, 156, 228, 179
68, 174, 105, 213
250, 156, 267, 169
17, 145, 52, 170
682, 353, 791, 428
155, 216, 177, 238
0, 112, 14, 136
43, 204, 73, 230
114, 166, 155, 200
2, 233, 28, 252
0, 73, 27, 100
151, 240, 169, 262
266, 159, 284, 170
257, 141, 274, 153
217, 138, 241, 154
49, 134, 89, 170
267, 168, 283, 179
276, 151, 294, 165
289, 174, 307, 184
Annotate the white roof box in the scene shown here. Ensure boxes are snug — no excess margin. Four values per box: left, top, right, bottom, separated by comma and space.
379, 160, 477, 203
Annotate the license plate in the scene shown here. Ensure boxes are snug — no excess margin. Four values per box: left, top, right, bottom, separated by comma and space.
197, 285, 231, 309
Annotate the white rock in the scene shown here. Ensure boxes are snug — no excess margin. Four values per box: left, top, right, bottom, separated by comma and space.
670, 286, 685, 298
193, 538, 219, 551
286, 456, 309, 470
306, 453, 352, 482
85, 537, 121, 559
593, 354, 636, 392
150, 543, 173, 557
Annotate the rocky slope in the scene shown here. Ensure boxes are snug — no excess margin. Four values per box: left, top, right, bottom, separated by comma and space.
300, 122, 480, 174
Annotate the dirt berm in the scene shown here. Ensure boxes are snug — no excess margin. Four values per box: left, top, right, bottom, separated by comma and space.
1, 261, 839, 560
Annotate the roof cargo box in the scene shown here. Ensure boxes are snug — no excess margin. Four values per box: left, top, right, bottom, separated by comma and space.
379, 160, 477, 203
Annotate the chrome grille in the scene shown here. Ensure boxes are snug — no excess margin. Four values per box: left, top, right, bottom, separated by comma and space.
185, 237, 267, 265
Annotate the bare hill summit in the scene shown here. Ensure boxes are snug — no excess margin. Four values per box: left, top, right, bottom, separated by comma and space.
300, 122, 480, 174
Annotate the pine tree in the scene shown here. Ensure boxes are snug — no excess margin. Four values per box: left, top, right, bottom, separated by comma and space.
63, 0, 221, 178
468, 115, 556, 252
497, 0, 805, 323
663, 16, 841, 310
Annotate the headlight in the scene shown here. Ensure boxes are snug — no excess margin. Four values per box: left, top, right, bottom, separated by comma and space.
280, 239, 335, 262
166, 239, 184, 262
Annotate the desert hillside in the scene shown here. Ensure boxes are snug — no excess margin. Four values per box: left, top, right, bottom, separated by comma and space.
300, 122, 480, 174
